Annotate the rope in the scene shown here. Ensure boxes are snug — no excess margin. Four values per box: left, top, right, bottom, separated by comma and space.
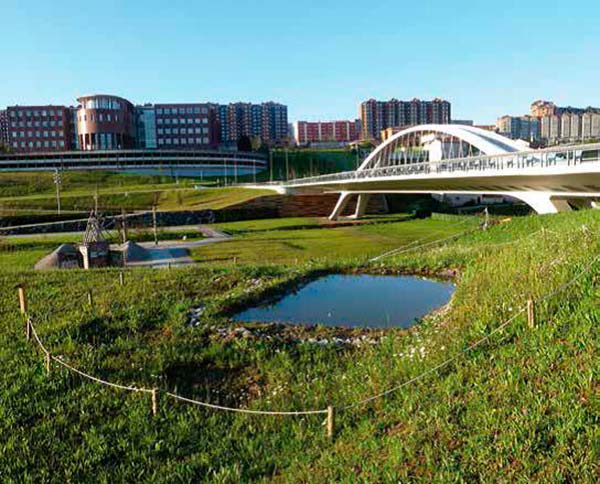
341, 308, 526, 410
368, 217, 480, 263
28, 319, 49, 355
165, 392, 327, 415
342, 242, 600, 411
21, 220, 600, 417
537, 252, 600, 302
51, 356, 153, 394
370, 228, 475, 262
28, 318, 152, 393
463, 228, 545, 250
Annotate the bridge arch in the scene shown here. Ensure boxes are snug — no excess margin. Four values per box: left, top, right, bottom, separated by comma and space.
358, 124, 527, 172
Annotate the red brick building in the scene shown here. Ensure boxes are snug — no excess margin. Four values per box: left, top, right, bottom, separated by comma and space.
0, 110, 8, 148
293, 120, 360, 145
76, 95, 135, 150
6, 105, 73, 152
155, 103, 219, 148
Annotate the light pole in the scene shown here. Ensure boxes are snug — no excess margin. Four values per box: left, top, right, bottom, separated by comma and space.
53, 169, 62, 215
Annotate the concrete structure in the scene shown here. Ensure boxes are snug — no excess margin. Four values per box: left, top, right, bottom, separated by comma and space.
218, 102, 288, 146
0, 148, 268, 175
293, 120, 359, 145
77, 95, 135, 150
275, 124, 600, 218
6, 105, 73, 152
360, 98, 451, 140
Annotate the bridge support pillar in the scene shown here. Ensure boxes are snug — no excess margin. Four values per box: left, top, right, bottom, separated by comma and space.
329, 192, 352, 221
509, 192, 572, 214
350, 194, 371, 219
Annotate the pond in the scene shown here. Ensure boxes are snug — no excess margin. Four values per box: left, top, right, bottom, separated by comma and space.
233, 274, 454, 329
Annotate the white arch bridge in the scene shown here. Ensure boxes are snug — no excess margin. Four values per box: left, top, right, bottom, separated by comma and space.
273, 124, 600, 219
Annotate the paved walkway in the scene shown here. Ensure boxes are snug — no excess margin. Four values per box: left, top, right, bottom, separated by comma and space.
113, 227, 231, 268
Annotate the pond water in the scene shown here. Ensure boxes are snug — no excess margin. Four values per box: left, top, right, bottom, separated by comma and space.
233, 274, 454, 329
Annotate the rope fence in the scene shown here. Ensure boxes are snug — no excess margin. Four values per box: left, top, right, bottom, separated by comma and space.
14, 223, 599, 440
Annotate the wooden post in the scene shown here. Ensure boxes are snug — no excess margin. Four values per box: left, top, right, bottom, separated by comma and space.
121, 208, 128, 243
233, 256, 237, 265
527, 298, 535, 328
45, 353, 51, 374
327, 405, 335, 439
18, 285, 27, 316
152, 205, 158, 247
87, 290, 94, 308
167, 263, 171, 271
152, 388, 158, 417
119, 272, 125, 286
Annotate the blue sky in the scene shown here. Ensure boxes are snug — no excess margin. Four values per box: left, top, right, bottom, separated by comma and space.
2, 0, 600, 124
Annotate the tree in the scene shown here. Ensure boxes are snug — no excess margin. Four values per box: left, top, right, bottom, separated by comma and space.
237, 135, 252, 152
251, 136, 262, 151
0, 143, 10, 154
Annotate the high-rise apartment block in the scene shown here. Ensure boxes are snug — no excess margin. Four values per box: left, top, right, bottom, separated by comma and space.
292, 120, 360, 145
1, 95, 288, 153
218, 102, 288, 145
498, 100, 600, 145
530, 100, 558, 118
496, 115, 540, 142
360, 98, 451, 140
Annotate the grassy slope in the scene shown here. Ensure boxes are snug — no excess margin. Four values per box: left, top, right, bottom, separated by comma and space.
192, 215, 468, 266
244, 149, 357, 182
0, 171, 272, 214
0, 213, 598, 480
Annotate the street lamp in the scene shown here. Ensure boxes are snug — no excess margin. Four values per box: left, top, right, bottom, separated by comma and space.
53, 169, 62, 215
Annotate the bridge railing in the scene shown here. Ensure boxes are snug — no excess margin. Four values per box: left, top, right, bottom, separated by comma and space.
285, 143, 600, 186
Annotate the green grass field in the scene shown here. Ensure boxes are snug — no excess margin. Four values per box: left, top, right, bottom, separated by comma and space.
0, 211, 598, 480
0, 171, 273, 215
